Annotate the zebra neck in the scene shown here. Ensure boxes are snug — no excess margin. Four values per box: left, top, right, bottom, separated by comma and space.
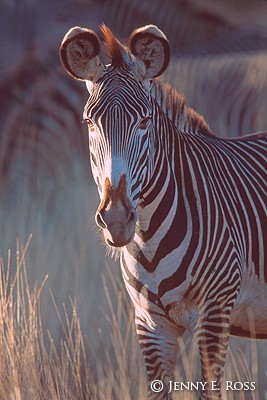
137, 126, 191, 246
130, 128, 195, 274
134, 105, 210, 264
132, 82, 216, 261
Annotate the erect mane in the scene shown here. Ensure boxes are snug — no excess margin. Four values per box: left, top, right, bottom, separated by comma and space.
101, 24, 127, 68
151, 79, 215, 137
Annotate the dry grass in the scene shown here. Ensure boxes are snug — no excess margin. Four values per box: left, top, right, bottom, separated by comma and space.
0, 238, 146, 400
0, 237, 266, 400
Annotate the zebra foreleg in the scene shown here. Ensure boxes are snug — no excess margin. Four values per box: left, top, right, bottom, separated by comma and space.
194, 310, 231, 400
135, 312, 183, 399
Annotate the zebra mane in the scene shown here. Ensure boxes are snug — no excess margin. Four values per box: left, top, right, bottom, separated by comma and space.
101, 25, 129, 68
151, 79, 215, 137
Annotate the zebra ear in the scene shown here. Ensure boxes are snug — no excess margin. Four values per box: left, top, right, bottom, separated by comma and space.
129, 25, 170, 79
60, 27, 103, 81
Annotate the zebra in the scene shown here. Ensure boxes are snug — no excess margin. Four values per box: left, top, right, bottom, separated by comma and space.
60, 24, 267, 399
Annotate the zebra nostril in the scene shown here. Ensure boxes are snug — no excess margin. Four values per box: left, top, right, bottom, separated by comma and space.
96, 211, 107, 228
128, 209, 137, 224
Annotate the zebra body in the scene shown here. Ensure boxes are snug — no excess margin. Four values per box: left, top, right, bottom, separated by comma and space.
123, 130, 267, 333
60, 25, 267, 399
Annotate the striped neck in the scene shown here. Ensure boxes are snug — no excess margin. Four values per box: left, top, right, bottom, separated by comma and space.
139, 79, 215, 200
135, 82, 214, 253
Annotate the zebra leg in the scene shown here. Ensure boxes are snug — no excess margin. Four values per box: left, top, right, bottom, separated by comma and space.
135, 312, 183, 400
194, 307, 231, 400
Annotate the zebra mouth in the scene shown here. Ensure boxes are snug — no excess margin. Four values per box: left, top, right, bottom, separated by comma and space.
105, 235, 133, 248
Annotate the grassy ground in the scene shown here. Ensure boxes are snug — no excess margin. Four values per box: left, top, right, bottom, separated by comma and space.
0, 238, 144, 400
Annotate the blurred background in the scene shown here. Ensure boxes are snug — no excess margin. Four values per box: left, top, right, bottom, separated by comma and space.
0, 0, 266, 399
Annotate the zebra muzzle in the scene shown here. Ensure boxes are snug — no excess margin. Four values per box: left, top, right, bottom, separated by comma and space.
95, 176, 137, 247
95, 206, 137, 247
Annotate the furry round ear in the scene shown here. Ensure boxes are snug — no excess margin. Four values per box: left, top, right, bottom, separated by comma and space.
60, 27, 103, 81
129, 25, 170, 79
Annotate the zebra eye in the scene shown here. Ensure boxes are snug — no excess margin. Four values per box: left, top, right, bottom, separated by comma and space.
139, 117, 151, 130
86, 118, 95, 131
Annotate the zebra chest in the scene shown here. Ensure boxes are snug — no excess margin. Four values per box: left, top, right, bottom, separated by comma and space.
124, 237, 191, 287
121, 244, 194, 323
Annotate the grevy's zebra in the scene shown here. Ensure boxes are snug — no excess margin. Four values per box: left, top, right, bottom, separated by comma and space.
60, 25, 267, 399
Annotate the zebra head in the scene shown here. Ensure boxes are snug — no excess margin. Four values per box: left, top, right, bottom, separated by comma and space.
60, 25, 170, 247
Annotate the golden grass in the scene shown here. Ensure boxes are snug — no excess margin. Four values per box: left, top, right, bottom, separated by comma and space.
0, 237, 89, 400
0, 238, 266, 400
0, 238, 145, 400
